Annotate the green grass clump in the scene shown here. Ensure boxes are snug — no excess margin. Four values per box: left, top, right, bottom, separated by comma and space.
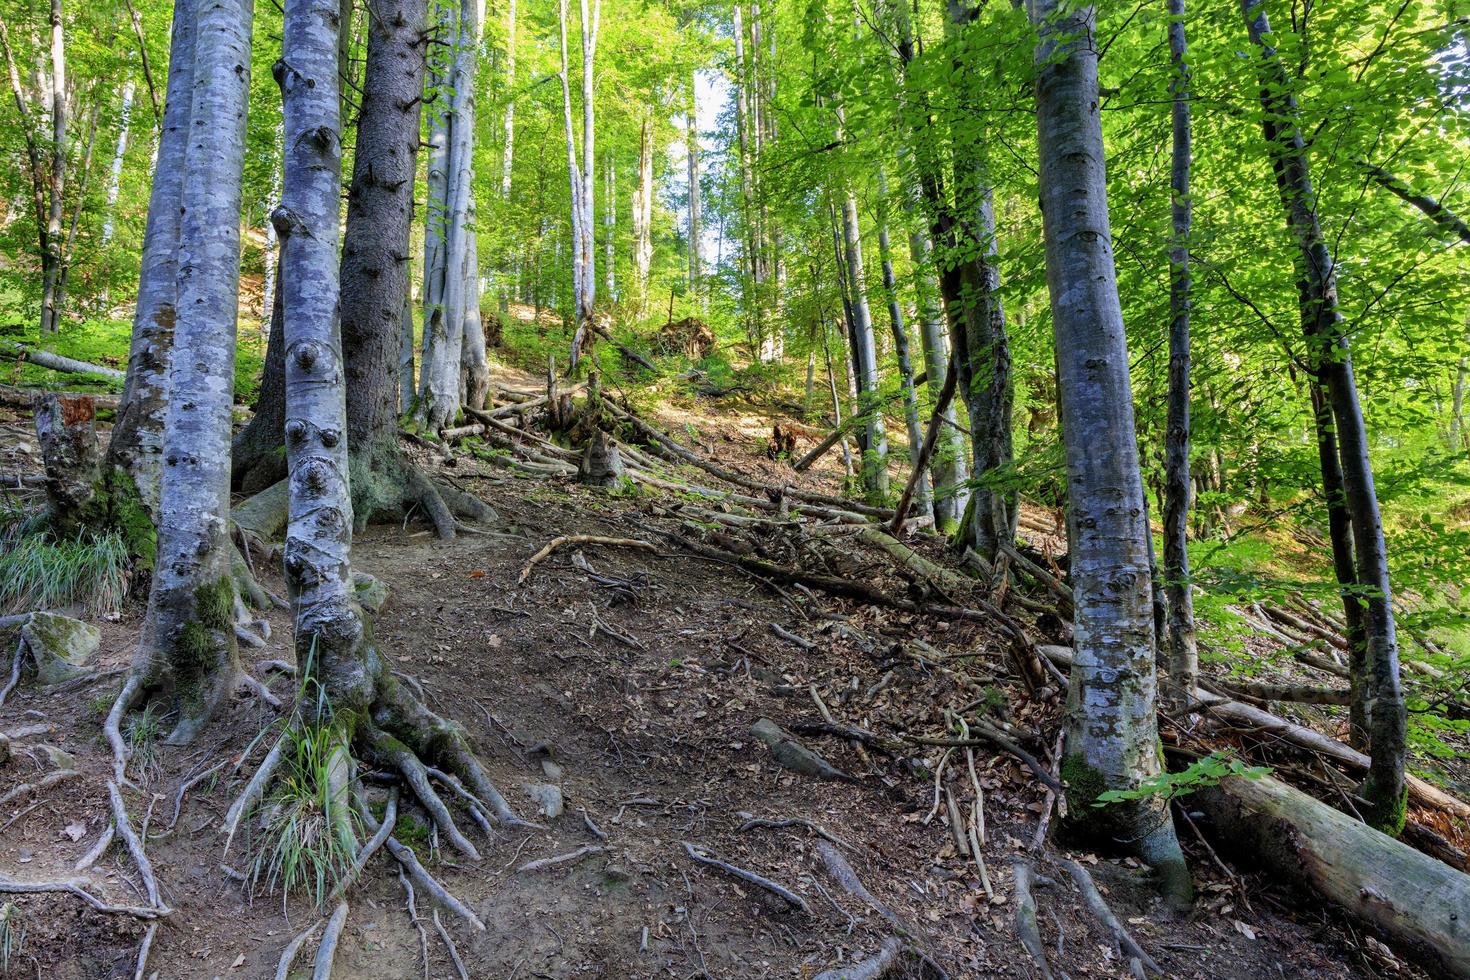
124, 702, 165, 783
0, 525, 129, 616
246, 723, 360, 912
0, 901, 24, 977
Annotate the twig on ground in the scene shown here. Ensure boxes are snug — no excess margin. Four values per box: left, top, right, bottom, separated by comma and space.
518, 535, 656, 585
681, 841, 810, 913
517, 845, 605, 873
904, 721, 1063, 795
770, 623, 814, 650
0, 768, 80, 809
736, 815, 857, 852
165, 762, 225, 832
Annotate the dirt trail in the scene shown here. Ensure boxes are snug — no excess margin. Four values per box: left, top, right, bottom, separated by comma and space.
0, 385, 1409, 980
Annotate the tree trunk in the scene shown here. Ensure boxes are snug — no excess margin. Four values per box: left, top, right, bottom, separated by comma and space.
231, 264, 288, 493
578, 0, 599, 332
1162, 0, 1196, 702
633, 117, 652, 311
105, 0, 195, 554
38, 0, 65, 336
461, 201, 490, 410
34, 392, 101, 533
501, 0, 515, 200
126, 0, 254, 744
876, 167, 930, 522
837, 168, 887, 503
686, 77, 700, 298
1243, 0, 1406, 833
1194, 775, 1470, 979
100, 78, 134, 247
1030, 0, 1190, 906
415, 0, 478, 430
557, 0, 585, 364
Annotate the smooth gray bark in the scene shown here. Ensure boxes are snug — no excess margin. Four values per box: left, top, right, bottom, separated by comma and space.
417, 0, 453, 422
837, 173, 887, 502
1029, 0, 1190, 904
1162, 0, 1196, 701
686, 77, 700, 297
38, 0, 64, 335
876, 167, 930, 522
633, 117, 652, 309
133, 0, 254, 743
106, 0, 192, 518
1242, 0, 1406, 831
100, 78, 134, 246
500, 0, 515, 199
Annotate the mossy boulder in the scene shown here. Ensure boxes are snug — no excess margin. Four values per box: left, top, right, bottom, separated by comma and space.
353, 572, 390, 613
22, 612, 100, 685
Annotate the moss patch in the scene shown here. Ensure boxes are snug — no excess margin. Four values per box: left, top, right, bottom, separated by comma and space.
1061, 752, 1107, 812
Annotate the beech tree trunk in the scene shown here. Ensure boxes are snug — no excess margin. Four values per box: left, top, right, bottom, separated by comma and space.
500, 0, 515, 200
1029, 0, 1190, 905
1162, 0, 1196, 702
38, 0, 65, 335
876, 167, 931, 522
343, 0, 427, 492
105, 0, 194, 530
232, 267, 288, 493
686, 77, 701, 297
838, 168, 888, 503
1242, 0, 1406, 832
100, 78, 134, 246
633, 117, 652, 310
129, 0, 254, 744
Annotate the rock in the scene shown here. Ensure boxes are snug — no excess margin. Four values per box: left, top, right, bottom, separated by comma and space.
22, 612, 99, 685
33, 743, 75, 770
600, 863, 632, 885
749, 717, 853, 782
524, 783, 565, 819
0, 732, 10, 765
353, 572, 390, 612
541, 758, 564, 782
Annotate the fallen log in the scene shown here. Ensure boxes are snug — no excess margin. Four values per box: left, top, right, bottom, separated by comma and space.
0, 384, 119, 411
0, 341, 125, 382
1035, 645, 1470, 821
1195, 774, 1470, 978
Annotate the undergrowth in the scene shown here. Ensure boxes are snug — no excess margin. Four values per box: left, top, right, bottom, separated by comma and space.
0, 519, 129, 616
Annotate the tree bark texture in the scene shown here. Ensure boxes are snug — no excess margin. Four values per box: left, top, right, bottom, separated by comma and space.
1162, 0, 1197, 701
876, 167, 931, 522
133, 0, 254, 744
1029, 0, 1190, 904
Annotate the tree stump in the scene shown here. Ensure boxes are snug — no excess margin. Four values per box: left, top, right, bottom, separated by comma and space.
32, 392, 101, 532
578, 429, 625, 487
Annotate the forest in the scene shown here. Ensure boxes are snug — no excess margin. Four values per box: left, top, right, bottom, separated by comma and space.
0, 0, 1467, 974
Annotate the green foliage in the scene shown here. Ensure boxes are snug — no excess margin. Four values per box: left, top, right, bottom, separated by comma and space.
1092, 752, 1272, 808
124, 702, 164, 784
0, 901, 23, 978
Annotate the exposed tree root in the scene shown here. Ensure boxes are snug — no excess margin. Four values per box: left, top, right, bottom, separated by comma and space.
681, 841, 811, 913
1059, 859, 1162, 974
332, 788, 399, 902
516, 845, 605, 873
432, 909, 470, 980
74, 823, 115, 872
0, 769, 80, 809
311, 900, 349, 980
165, 762, 225, 833
0, 638, 22, 708
812, 936, 903, 980
1011, 860, 1054, 980
398, 869, 431, 980
107, 781, 164, 911
0, 878, 169, 918
737, 814, 857, 852
274, 920, 321, 980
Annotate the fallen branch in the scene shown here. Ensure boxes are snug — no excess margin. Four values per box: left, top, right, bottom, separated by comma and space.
517, 535, 657, 585
736, 815, 858, 852
681, 841, 810, 913
0, 341, 125, 381
0, 768, 80, 809
903, 722, 1063, 796
890, 356, 956, 534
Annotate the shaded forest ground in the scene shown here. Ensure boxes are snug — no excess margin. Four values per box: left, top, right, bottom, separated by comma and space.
0, 360, 1454, 979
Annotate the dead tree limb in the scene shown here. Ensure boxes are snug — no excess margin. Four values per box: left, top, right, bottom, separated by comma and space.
681, 841, 810, 913
517, 535, 657, 584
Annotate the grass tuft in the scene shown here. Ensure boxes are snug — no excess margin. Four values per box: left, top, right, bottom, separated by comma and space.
0, 901, 23, 977
0, 522, 130, 616
246, 722, 360, 913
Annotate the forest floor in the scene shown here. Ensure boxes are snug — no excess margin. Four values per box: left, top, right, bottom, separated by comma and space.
0, 362, 1442, 979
